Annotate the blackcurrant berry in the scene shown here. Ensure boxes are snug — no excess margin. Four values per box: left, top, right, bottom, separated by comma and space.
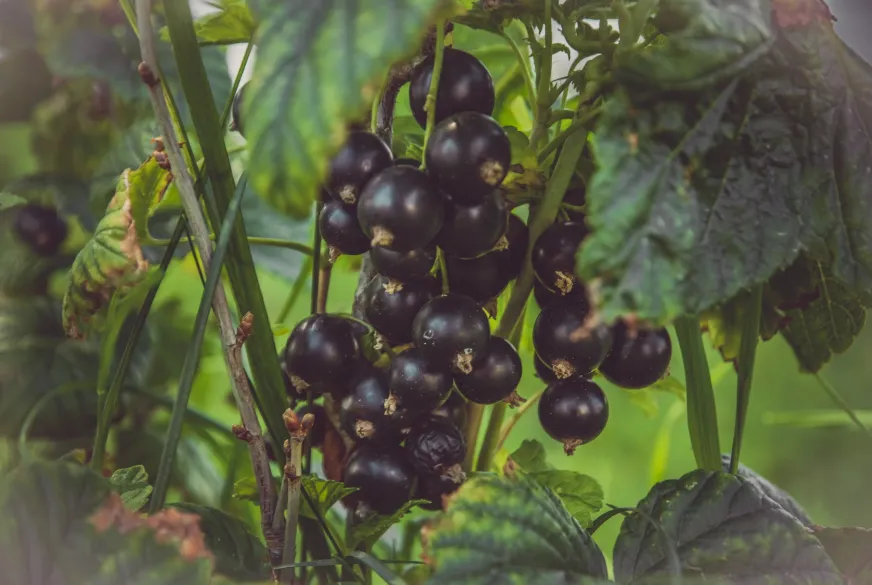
363, 274, 439, 345
416, 471, 461, 511
357, 166, 445, 252
539, 378, 608, 454
563, 186, 586, 221
455, 337, 522, 405
436, 190, 508, 259
502, 213, 530, 279
409, 47, 495, 128
405, 417, 466, 482
339, 364, 396, 442
13, 204, 68, 256
231, 82, 247, 136
533, 354, 559, 383
600, 324, 672, 389
385, 347, 453, 420
343, 442, 415, 514
532, 220, 588, 296
284, 314, 360, 391
412, 294, 491, 373
533, 302, 613, 379
296, 403, 327, 448
319, 200, 370, 260
533, 278, 588, 308
431, 390, 468, 430
327, 131, 393, 206
425, 112, 511, 204
370, 244, 437, 283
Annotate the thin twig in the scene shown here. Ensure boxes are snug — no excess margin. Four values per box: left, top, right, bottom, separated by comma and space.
496, 389, 545, 453
281, 409, 314, 584
135, 0, 278, 564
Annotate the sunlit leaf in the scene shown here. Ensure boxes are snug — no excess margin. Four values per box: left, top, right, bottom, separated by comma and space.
109, 465, 152, 511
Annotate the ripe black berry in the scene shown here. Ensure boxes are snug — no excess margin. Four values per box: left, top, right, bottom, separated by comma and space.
563, 186, 586, 221
363, 274, 439, 345
532, 220, 588, 296
600, 324, 672, 389
13, 204, 68, 256
357, 166, 445, 251
412, 294, 491, 373
533, 303, 613, 378
534, 354, 559, 383
284, 314, 360, 391
436, 190, 508, 259
538, 378, 608, 454
416, 471, 461, 511
343, 443, 415, 514
409, 47, 495, 128
370, 244, 437, 283
296, 403, 327, 448
319, 200, 370, 260
425, 112, 511, 204
340, 365, 395, 442
455, 337, 522, 405
405, 417, 466, 482
431, 390, 468, 430
533, 278, 588, 308
327, 131, 393, 206
385, 347, 453, 420
231, 82, 247, 136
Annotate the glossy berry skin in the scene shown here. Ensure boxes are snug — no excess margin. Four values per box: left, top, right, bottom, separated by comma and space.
357, 166, 445, 252
370, 244, 437, 283
600, 324, 672, 389
533, 303, 613, 378
284, 314, 360, 390
387, 347, 453, 419
412, 294, 491, 373
363, 274, 439, 345
14, 204, 68, 256
319, 201, 370, 257
534, 355, 559, 383
563, 186, 586, 221
538, 378, 608, 454
409, 48, 495, 128
455, 337, 522, 404
405, 417, 466, 477
340, 365, 396, 442
436, 190, 508, 259
327, 131, 393, 206
532, 221, 588, 296
296, 403, 327, 448
231, 82, 247, 136
425, 112, 511, 204
533, 278, 588, 308
431, 390, 468, 430
343, 443, 415, 514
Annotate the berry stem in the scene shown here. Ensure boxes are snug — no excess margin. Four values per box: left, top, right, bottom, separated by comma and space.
277, 256, 313, 322
419, 19, 446, 170
495, 389, 545, 454
147, 235, 316, 256
437, 247, 450, 294
729, 283, 762, 473
537, 105, 602, 163
500, 27, 536, 112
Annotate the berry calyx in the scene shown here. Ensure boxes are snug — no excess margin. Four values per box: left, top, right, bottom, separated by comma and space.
455, 337, 522, 405
357, 166, 445, 251
533, 278, 588, 308
405, 417, 466, 483
532, 302, 613, 378
327, 131, 393, 206
370, 244, 437, 283
532, 220, 588, 296
319, 200, 370, 260
412, 294, 491, 373
343, 443, 415, 514
599, 323, 672, 389
363, 274, 439, 345
538, 378, 608, 454
386, 347, 453, 419
436, 190, 508, 259
284, 314, 360, 391
339, 365, 395, 442
13, 204, 68, 256
409, 47, 495, 128
425, 112, 511, 204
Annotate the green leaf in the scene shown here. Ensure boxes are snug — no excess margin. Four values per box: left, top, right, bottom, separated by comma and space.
0, 191, 26, 211
508, 439, 552, 472
170, 503, 271, 581
814, 527, 872, 585
170, 0, 256, 45
579, 15, 872, 325
719, 454, 812, 527
301, 475, 358, 520
109, 465, 152, 511
454, 0, 548, 33
232, 475, 258, 503
246, 0, 454, 218
349, 499, 427, 549
526, 470, 603, 528
426, 475, 608, 584
613, 469, 839, 583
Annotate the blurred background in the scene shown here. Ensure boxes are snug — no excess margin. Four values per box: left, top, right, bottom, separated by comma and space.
1, 0, 871, 568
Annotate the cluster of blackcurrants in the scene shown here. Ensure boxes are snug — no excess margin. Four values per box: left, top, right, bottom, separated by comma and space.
11, 203, 68, 256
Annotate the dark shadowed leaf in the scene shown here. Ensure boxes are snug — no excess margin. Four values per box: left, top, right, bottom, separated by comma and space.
109, 465, 152, 511
720, 454, 813, 526
349, 499, 428, 549
613, 469, 840, 583
245, 0, 454, 218
426, 475, 608, 585
814, 527, 872, 585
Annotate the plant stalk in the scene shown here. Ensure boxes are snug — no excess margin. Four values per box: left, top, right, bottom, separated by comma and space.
420, 19, 445, 168
729, 284, 763, 473
496, 389, 545, 453
281, 409, 312, 584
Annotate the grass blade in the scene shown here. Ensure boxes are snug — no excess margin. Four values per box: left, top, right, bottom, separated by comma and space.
814, 373, 872, 437
729, 284, 762, 473
347, 551, 408, 585
674, 316, 721, 471
149, 177, 249, 512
